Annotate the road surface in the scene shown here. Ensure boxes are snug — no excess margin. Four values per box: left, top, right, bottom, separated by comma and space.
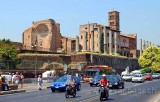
0, 80, 160, 102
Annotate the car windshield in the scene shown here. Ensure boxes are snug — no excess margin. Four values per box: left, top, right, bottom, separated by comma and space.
106, 75, 119, 81
124, 75, 131, 76
134, 74, 142, 77
107, 77, 117, 81
153, 73, 160, 75
93, 75, 102, 80
56, 76, 67, 82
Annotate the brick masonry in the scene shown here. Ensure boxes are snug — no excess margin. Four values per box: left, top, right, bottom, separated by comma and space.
17, 53, 139, 74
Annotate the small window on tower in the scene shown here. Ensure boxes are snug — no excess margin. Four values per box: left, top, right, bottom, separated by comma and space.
107, 33, 109, 37
81, 35, 83, 39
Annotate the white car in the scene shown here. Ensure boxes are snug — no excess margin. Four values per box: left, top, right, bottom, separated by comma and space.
152, 73, 160, 79
132, 74, 145, 83
122, 75, 133, 81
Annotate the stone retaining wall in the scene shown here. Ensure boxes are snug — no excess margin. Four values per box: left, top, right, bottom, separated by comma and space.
17, 53, 139, 74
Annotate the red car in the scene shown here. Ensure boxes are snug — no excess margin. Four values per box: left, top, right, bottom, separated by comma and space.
143, 73, 152, 81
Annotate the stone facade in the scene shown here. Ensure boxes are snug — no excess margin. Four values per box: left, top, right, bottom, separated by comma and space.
22, 19, 62, 52
61, 36, 76, 54
108, 11, 120, 31
17, 53, 139, 74
78, 10, 138, 58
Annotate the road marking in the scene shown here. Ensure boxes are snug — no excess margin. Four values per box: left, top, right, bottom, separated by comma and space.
72, 80, 160, 102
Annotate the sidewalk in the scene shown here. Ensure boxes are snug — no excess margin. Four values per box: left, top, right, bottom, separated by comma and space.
0, 83, 51, 95
21, 83, 51, 92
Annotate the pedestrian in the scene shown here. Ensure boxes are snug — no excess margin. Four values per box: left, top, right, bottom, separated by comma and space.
19, 73, 24, 88
15, 72, 20, 85
11, 73, 15, 84
1, 76, 9, 91
38, 75, 43, 90
0, 74, 3, 90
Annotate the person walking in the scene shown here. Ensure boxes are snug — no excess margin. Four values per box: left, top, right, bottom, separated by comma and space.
38, 75, 43, 90
19, 73, 24, 88
15, 72, 20, 85
1, 76, 9, 91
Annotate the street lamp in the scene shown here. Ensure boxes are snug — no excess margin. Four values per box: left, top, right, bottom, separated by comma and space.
31, 45, 38, 82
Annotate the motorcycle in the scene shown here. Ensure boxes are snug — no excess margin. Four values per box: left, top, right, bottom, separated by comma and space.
99, 84, 109, 101
65, 84, 76, 98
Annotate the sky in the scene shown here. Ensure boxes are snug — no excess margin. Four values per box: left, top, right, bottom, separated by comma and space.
0, 0, 160, 49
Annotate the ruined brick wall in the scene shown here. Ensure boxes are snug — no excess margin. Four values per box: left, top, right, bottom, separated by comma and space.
71, 54, 139, 73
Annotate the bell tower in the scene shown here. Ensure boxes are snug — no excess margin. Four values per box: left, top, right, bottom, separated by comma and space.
108, 11, 120, 31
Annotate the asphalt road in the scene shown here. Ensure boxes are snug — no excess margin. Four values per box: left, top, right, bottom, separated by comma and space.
0, 80, 160, 102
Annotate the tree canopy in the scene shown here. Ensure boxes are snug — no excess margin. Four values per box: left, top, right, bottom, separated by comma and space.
138, 46, 160, 71
0, 39, 20, 69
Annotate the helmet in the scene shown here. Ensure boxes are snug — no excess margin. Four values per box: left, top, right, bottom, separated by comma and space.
102, 74, 106, 77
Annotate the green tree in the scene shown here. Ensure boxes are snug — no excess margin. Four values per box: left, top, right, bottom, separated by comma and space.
138, 46, 160, 71
0, 39, 20, 69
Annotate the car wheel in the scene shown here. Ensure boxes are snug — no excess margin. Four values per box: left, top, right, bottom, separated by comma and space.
51, 89, 55, 92
132, 81, 134, 83
122, 85, 124, 89
90, 84, 93, 87
77, 85, 81, 91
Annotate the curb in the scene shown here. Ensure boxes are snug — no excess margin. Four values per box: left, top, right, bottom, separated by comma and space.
0, 90, 26, 95
46, 86, 50, 89
80, 81, 86, 83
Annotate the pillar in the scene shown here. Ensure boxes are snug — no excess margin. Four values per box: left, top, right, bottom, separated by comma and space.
143, 40, 146, 51
76, 36, 79, 52
98, 27, 101, 53
146, 41, 149, 48
109, 29, 112, 54
91, 25, 94, 52
153, 43, 155, 46
114, 31, 118, 54
83, 32, 87, 51
149, 42, 152, 46
104, 27, 107, 54
140, 39, 143, 56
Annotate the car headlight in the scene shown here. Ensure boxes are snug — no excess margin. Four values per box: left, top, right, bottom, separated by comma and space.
61, 84, 66, 86
115, 82, 118, 85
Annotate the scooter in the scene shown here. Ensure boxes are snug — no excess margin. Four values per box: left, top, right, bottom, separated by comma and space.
99, 84, 109, 101
65, 84, 76, 98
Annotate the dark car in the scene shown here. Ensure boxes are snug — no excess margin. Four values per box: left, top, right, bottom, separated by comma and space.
50, 75, 81, 92
89, 75, 102, 87
107, 75, 124, 89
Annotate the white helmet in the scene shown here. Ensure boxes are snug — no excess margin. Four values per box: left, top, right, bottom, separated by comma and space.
102, 74, 106, 77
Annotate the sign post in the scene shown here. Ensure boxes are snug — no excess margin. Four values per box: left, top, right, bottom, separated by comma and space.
63, 64, 67, 73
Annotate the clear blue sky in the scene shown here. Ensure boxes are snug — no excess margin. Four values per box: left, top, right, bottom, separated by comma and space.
0, 0, 160, 48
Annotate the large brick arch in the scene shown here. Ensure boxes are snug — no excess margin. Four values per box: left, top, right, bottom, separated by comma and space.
32, 24, 49, 37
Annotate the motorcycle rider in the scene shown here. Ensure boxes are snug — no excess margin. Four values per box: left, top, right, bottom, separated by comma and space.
66, 75, 76, 93
100, 74, 109, 93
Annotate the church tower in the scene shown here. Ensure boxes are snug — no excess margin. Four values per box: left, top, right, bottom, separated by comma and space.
108, 11, 120, 31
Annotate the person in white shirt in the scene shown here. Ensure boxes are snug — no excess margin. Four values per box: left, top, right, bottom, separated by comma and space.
38, 75, 43, 90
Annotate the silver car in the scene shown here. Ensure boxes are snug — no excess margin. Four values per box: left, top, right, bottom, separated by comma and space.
132, 74, 145, 83
152, 73, 160, 79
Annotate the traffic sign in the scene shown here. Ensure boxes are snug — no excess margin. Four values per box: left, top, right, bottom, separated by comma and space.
78, 64, 81, 71
63, 64, 67, 72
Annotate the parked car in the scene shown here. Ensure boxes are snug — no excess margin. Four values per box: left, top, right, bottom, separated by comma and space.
89, 75, 102, 87
152, 73, 160, 79
107, 75, 124, 89
143, 73, 152, 81
132, 74, 145, 83
122, 74, 133, 81
50, 75, 81, 92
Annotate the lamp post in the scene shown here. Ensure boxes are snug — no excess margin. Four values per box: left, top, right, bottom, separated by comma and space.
31, 45, 38, 82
